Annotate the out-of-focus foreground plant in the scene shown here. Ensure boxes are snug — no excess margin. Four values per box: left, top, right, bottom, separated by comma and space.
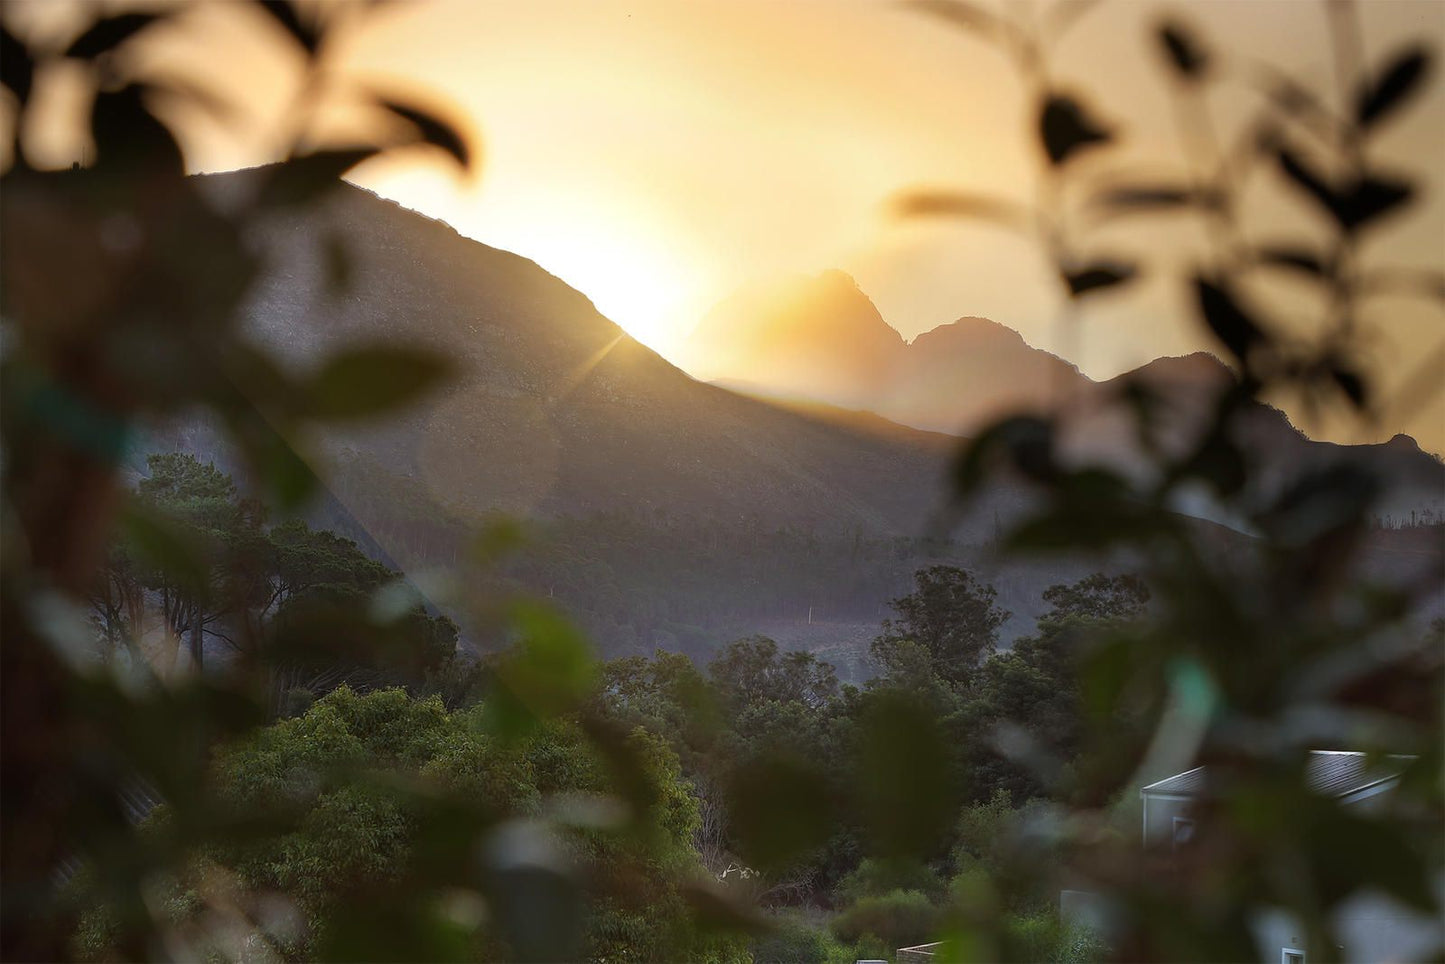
888, 0, 1444, 960
1, 4, 732, 961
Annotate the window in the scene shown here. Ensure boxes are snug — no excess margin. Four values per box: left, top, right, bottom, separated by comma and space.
1282, 948, 1306, 964
1171, 816, 1196, 849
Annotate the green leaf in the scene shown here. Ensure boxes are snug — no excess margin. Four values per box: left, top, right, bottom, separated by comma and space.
1039, 93, 1112, 166
726, 752, 832, 872
1357, 46, 1431, 130
377, 96, 473, 169
64, 12, 162, 60
307, 344, 454, 420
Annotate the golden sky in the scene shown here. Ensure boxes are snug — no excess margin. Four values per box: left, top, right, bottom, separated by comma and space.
10, 0, 1445, 450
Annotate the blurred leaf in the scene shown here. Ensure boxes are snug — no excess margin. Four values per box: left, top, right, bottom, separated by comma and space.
259, 148, 380, 207
323, 231, 352, 295
1258, 464, 1377, 547
377, 96, 472, 168
857, 690, 955, 856
64, 12, 162, 60
1093, 183, 1207, 213
91, 86, 184, 174
1277, 148, 1413, 233
1, 25, 34, 103
307, 344, 454, 420
681, 880, 769, 933
1039, 93, 1112, 166
1356, 46, 1431, 130
726, 753, 832, 872
254, 0, 318, 54
1158, 20, 1208, 79
900, 0, 1003, 40
1064, 261, 1135, 297
485, 603, 596, 738
1043, 0, 1103, 41
892, 189, 1028, 228
953, 415, 1056, 495
1329, 362, 1368, 409
1256, 245, 1327, 277
1194, 277, 1267, 364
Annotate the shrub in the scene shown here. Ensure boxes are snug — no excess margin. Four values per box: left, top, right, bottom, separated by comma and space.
830, 889, 940, 950
834, 857, 945, 906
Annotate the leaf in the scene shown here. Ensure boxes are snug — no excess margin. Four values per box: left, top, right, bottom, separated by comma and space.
377, 96, 472, 168
1158, 20, 1208, 79
952, 415, 1056, 496
1329, 362, 1368, 409
725, 753, 832, 872
1064, 261, 1136, 297
1039, 93, 1112, 166
899, 0, 1003, 39
1277, 148, 1414, 233
64, 12, 162, 60
1194, 276, 1267, 364
1, 25, 34, 103
891, 189, 1028, 227
91, 86, 183, 174
1256, 245, 1327, 277
254, 0, 318, 54
259, 148, 379, 208
308, 344, 454, 419
1357, 46, 1431, 130
1094, 183, 1196, 210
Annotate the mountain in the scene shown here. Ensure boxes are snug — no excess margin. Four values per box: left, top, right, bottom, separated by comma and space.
685, 273, 1445, 524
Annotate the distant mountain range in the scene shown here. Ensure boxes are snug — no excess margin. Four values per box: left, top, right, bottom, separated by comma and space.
683, 271, 1444, 525
151, 172, 1439, 666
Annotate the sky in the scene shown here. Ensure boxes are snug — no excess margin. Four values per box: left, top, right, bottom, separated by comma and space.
10, 0, 1444, 450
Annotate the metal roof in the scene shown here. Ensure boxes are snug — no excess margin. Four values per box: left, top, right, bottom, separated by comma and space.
1140, 751, 1413, 799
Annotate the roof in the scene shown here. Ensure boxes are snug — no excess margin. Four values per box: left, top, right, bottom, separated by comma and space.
1141, 751, 1414, 799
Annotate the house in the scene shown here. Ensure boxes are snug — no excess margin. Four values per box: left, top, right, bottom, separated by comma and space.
1139, 751, 1440, 963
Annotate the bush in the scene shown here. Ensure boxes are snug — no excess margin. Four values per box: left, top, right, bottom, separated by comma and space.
834, 857, 945, 906
752, 915, 839, 964
830, 889, 940, 950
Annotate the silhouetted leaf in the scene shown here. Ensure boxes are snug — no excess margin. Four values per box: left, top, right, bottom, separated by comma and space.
1158, 20, 1208, 79
259, 148, 379, 208
892, 189, 1028, 227
91, 86, 183, 174
1064, 261, 1135, 297
1329, 363, 1368, 409
254, 0, 318, 54
1039, 93, 1112, 166
1194, 277, 1267, 363
900, 0, 1003, 39
857, 690, 955, 856
1257, 245, 1327, 277
307, 345, 453, 419
726, 753, 832, 872
953, 415, 1056, 495
1, 25, 34, 103
1094, 183, 1196, 210
1357, 46, 1431, 130
1277, 148, 1413, 233
64, 12, 162, 60
378, 96, 472, 168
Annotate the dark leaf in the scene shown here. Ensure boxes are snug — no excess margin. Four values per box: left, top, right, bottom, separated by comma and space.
64, 12, 162, 60
900, 0, 1003, 39
1158, 21, 1208, 79
254, 0, 318, 54
1094, 183, 1197, 210
1256, 245, 1327, 277
307, 343, 453, 419
953, 415, 1056, 496
1194, 276, 1267, 363
726, 753, 832, 872
857, 690, 955, 856
322, 231, 352, 295
1064, 261, 1136, 297
1357, 46, 1431, 130
91, 86, 184, 174
1040, 93, 1112, 166
1, 25, 34, 103
682, 880, 768, 933
378, 96, 472, 168
1278, 148, 1414, 232
1329, 363, 1368, 409
891, 189, 1028, 227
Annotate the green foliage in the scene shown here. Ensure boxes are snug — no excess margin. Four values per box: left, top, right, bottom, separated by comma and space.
872, 565, 1010, 687
830, 889, 941, 949
835, 857, 946, 906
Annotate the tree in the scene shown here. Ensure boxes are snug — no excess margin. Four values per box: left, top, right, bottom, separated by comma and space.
871, 566, 1009, 687
709, 636, 839, 712
1040, 573, 1149, 623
